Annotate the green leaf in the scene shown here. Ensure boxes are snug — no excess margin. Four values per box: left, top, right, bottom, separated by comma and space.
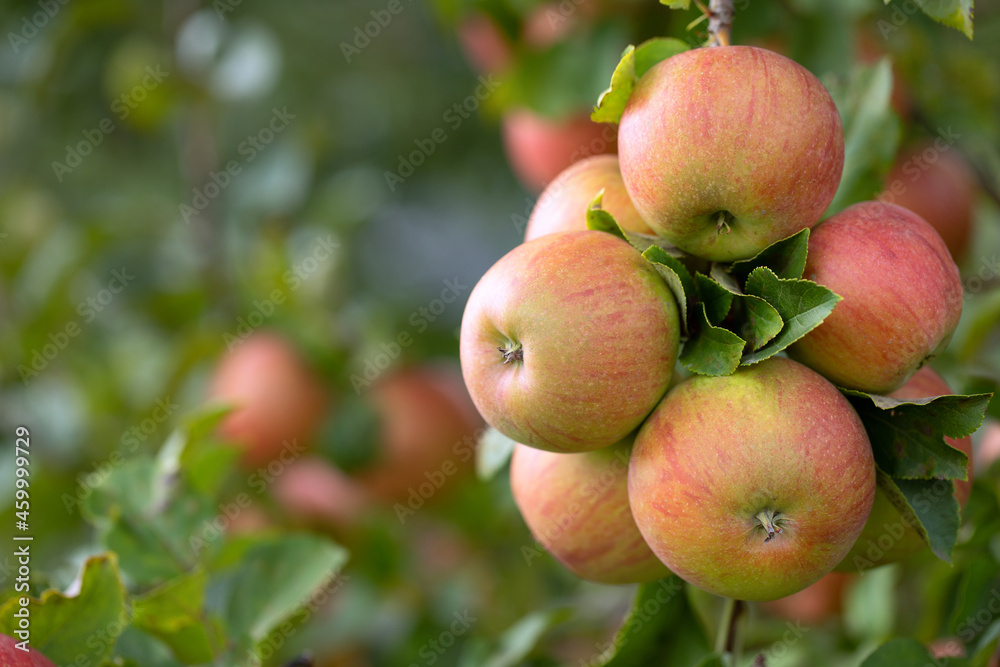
878, 471, 960, 561
476, 427, 517, 481
634, 38, 690, 79
131, 568, 224, 664
660, 0, 692, 9
843, 391, 990, 480
592, 38, 689, 124
219, 533, 349, 648
694, 273, 733, 325
596, 576, 711, 667
0, 554, 127, 666
586, 194, 693, 332
479, 609, 571, 667
844, 565, 897, 643
904, 0, 974, 39
861, 637, 937, 666
740, 267, 841, 364
826, 59, 902, 215
680, 303, 745, 376
702, 268, 783, 352
318, 393, 382, 473
81, 457, 217, 586
730, 229, 810, 283
642, 246, 693, 332
508, 21, 631, 121
737, 296, 785, 351
692, 657, 725, 667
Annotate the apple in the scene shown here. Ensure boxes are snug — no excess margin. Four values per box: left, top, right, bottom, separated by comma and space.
511, 440, 671, 584
835, 367, 973, 572
502, 109, 617, 192
357, 365, 483, 503
883, 144, 978, 263
617, 46, 844, 261
760, 572, 854, 624
522, 2, 579, 48
628, 357, 875, 601
977, 419, 1000, 471
524, 154, 653, 241
461, 230, 680, 453
457, 12, 512, 74
0, 635, 56, 667
272, 457, 372, 527
787, 201, 963, 394
208, 332, 331, 466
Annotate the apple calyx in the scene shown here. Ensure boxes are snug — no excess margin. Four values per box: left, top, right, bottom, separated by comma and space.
498, 343, 524, 365
754, 509, 784, 543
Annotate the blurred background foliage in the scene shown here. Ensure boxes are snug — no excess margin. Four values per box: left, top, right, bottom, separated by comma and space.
0, 0, 999, 665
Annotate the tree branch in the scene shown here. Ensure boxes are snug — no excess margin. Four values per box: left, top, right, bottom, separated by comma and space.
708, 0, 735, 46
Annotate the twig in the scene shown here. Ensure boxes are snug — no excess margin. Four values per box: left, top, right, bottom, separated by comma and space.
708, 0, 735, 47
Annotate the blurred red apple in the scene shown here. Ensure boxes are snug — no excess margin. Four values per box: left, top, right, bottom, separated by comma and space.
882, 144, 977, 263
208, 332, 331, 466
358, 365, 483, 504
525, 154, 652, 241
760, 572, 854, 624
977, 419, 1000, 471
273, 457, 372, 527
0, 634, 56, 667
457, 12, 512, 74
502, 109, 617, 192
226, 504, 274, 535
522, 2, 578, 48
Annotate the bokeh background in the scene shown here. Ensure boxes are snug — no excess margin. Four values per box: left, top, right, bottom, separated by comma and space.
2, 0, 1000, 665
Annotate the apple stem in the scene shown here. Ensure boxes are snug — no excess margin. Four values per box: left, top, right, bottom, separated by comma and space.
755, 509, 783, 542
497, 343, 523, 364
708, 0, 735, 47
715, 597, 746, 659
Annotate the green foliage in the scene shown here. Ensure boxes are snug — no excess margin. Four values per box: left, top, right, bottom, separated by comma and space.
825, 58, 902, 215
591, 38, 691, 123
0, 554, 127, 666
476, 427, 517, 481
844, 391, 991, 561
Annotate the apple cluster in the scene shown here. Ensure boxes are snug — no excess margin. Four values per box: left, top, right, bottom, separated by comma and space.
460, 45, 969, 601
